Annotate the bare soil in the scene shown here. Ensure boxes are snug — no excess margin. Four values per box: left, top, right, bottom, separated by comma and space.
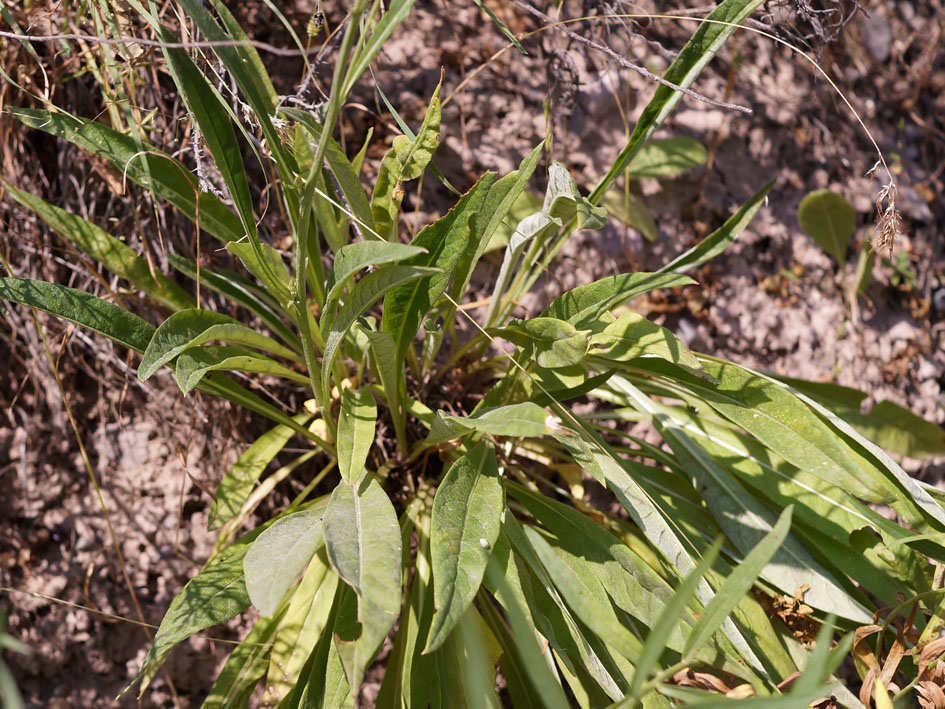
2, 0, 944, 705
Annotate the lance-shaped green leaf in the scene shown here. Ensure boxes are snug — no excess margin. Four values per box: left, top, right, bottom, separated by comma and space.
0, 279, 321, 443
686, 507, 792, 655
364, 328, 408, 454
451, 144, 543, 304
500, 317, 591, 368
508, 483, 683, 648
167, 254, 300, 350
343, 0, 418, 97
9, 107, 245, 244
175, 345, 309, 394
0, 277, 155, 352
320, 265, 439, 400
523, 525, 643, 664
8, 187, 194, 311
326, 241, 426, 306
244, 506, 327, 616
129, 541, 252, 697
554, 430, 766, 672
658, 180, 775, 275
209, 415, 310, 529
158, 28, 257, 244
371, 86, 441, 241
425, 441, 504, 652
225, 241, 293, 306
588, 311, 703, 374
323, 476, 402, 694
625, 137, 707, 178
590, 0, 766, 203
425, 403, 554, 445
612, 377, 873, 623
138, 309, 299, 380
542, 272, 694, 328
382, 173, 496, 361
655, 358, 894, 503
337, 387, 377, 483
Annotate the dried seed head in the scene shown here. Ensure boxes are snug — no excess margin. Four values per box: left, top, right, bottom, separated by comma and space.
867, 162, 904, 258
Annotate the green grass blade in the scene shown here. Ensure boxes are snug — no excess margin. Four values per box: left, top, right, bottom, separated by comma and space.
685, 508, 792, 656
425, 441, 504, 652
658, 179, 775, 275
627, 539, 722, 701
8, 186, 194, 311
590, 0, 765, 203
337, 386, 377, 484
342, 0, 418, 98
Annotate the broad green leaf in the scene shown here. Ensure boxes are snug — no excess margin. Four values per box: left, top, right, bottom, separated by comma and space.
625, 137, 707, 178
244, 507, 327, 616
612, 377, 873, 622
8, 187, 194, 311
523, 525, 643, 663
175, 345, 309, 394
320, 265, 439, 399
428, 402, 553, 445
209, 416, 309, 529
371, 86, 441, 241
589, 310, 703, 373
382, 173, 496, 361
323, 476, 402, 694
686, 508, 792, 655
542, 272, 694, 327
591, 0, 766, 203
130, 542, 252, 696
426, 442, 504, 652
798, 189, 856, 264
658, 179, 775, 274
450, 144, 543, 303
0, 277, 154, 352
500, 317, 591, 368
337, 387, 377, 483
202, 607, 284, 708
262, 553, 335, 706
326, 241, 426, 306
167, 254, 300, 350
9, 107, 245, 244
138, 309, 299, 381
225, 241, 293, 306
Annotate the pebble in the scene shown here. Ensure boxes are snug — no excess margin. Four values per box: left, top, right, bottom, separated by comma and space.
860, 12, 893, 63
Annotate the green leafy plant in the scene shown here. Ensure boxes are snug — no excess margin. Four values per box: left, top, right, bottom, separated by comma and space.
4, 1, 945, 706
